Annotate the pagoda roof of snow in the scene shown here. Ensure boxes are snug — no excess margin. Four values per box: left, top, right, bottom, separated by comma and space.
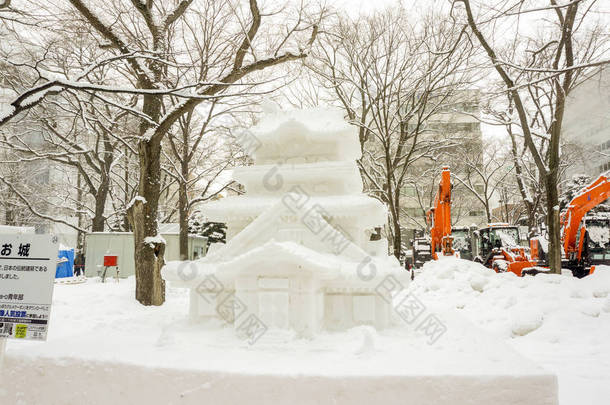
163, 239, 402, 288
242, 108, 361, 161
253, 107, 353, 137
233, 160, 360, 181
217, 240, 348, 279
216, 240, 403, 283
231, 160, 363, 193
162, 195, 402, 287
203, 194, 386, 226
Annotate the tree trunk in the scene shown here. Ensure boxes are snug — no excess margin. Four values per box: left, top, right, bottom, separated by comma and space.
389, 187, 402, 259
128, 93, 165, 306
545, 172, 562, 273
91, 175, 109, 232
76, 169, 85, 254
545, 33, 572, 274
546, 88, 567, 275
5, 207, 15, 226
128, 148, 165, 305
392, 220, 402, 259
509, 130, 538, 236
123, 145, 131, 232
178, 160, 189, 261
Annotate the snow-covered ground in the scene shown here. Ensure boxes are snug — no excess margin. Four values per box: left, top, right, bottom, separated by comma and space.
1, 259, 608, 404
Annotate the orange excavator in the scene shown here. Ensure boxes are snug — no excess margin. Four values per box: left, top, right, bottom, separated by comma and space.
427, 167, 455, 259
425, 167, 536, 276
531, 173, 610, 277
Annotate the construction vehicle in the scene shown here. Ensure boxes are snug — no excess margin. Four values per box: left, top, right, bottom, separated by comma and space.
474, 223, 537, 276
427, 167, 455, 260
531, 173, 610, 278
424, 168, 535, 275
411, 236, 432, 268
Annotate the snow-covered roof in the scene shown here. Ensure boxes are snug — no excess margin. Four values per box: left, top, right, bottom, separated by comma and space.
204, 195, 371, 261
162, 195, 401, 287
163, 238, 403, 287
253, 107, 353, 138
232, 161, 363, 194
203, 194, 386, 226
158, 223, 180, 233
218, 240, 347, 278
243, 107, 361, 162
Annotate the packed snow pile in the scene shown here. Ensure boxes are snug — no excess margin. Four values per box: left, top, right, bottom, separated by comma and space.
410, 259, 610, 405
410, 259, 610, 337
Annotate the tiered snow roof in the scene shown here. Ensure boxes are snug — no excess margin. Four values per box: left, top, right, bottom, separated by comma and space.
204, 194, 386, 225
163, 196, 395, 286
246, 108, 361, 164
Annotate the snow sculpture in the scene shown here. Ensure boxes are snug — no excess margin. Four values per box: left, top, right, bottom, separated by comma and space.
162, 107, 408, 339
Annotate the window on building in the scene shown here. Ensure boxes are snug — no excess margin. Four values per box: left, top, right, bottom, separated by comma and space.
468, 210, 485, 217
403, 185, 417, 197
35, 169, 50, 185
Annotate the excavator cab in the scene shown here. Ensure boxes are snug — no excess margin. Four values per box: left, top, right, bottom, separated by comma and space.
565, 214, 610, 277
585, 216, 610, 265
452, 227, 473, 260
475, 224, 534, 276
477, 225, 520, 261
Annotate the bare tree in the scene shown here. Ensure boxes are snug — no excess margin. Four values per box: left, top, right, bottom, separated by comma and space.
309, 7, 474, 258
0, 86, 138, 235
165, 100, 246, 260
480, 92, 545, 233
454, 140, 514, 223
0, 0, 323, 305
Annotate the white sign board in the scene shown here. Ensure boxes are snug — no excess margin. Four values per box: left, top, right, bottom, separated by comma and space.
0, 234, 58, 341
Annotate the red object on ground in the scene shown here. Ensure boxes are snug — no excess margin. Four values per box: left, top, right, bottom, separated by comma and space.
103, 255, 118, 266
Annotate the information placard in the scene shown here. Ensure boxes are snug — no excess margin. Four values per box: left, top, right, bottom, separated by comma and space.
0, 234, 58, 341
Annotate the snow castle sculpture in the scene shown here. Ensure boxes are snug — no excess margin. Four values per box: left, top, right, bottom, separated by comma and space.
162, 107, 408, 340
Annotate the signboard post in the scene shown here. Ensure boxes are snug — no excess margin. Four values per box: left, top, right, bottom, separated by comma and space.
0, 234, 59, 347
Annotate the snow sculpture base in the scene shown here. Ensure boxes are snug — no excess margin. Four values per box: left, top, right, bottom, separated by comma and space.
1, 322, 558, 405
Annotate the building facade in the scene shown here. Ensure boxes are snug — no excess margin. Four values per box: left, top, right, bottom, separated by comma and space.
400, 90, 487, 249
563, 67, 610, 179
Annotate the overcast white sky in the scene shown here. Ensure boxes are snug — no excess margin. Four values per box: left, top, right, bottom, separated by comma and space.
329, 0, 447, 17
330, 0, 402, 14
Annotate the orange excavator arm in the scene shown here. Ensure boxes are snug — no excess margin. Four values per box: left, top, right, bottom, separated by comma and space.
428, 167, 454, 260
562, 174, 610, 261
